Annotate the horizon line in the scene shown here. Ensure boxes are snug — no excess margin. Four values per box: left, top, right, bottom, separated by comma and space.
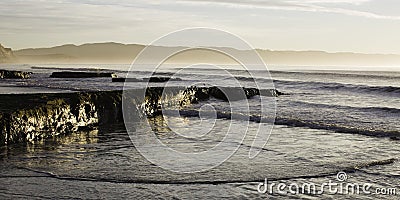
7, 41, 400, 56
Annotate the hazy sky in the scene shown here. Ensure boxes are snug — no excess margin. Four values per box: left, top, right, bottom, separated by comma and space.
1, 0, 400, 54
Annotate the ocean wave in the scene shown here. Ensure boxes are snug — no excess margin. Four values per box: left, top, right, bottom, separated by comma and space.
170, 109, 400, 139
286, 100, 400, 114
273, 79, 400, 96
270, 70, 400, 80
222, 76, 400, 97
273, 117, 400, 139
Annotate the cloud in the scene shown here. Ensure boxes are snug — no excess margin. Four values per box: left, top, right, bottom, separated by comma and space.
289, 0, 371, 5
179, 0, 400, 20
0, 0, 187, 33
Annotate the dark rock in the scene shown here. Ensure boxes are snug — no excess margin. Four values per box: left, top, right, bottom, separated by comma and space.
112, 78, 142, 82
0, 70, 32, 79
209, 87, 260, 101
191, 86, 279, 101
144, 77, 182, 83
113, 77, 182, 83
50, 71, 117, 78
0, 91, 128, 145
181, 86, 210, 105
0, 86, 283, 146
390, 136, 400, 141
260, 89, 285, 97
0, 94, 95, 144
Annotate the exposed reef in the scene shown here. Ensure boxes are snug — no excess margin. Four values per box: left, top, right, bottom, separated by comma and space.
112, 77, 182, 83
50, 71, 117, 78
0, 70, 32, 79
145, 77, 182, 83
0, 91, 125, 145
112, 78, 142, 82
0, 86, 281, 146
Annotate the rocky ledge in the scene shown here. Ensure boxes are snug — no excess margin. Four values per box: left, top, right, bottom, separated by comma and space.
112, 77, 182, 83
50, 71, 117, 78
0, 70, 32, 79
0, 86, 281, 146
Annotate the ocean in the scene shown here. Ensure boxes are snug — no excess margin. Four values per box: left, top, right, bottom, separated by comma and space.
0, 64, 399, 199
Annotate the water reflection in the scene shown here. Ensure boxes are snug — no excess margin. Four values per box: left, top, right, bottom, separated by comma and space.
147, 115, 172, 134
0, 129, 99, 162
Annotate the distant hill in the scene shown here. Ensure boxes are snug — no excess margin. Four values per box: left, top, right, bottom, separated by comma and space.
15, 43, 145, 63
11, 42, 400, 66
0, 44, 16, 63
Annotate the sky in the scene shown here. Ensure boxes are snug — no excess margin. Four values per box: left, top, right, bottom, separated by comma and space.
0, 0, 400, 54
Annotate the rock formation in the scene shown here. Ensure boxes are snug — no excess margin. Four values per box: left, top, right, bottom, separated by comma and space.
0, 86, 282, 145
0, 70, 32, 79
0, 91, 126, 145
112, 77, 182, 82
50, 71, 117, 78
0, 44, 16, 63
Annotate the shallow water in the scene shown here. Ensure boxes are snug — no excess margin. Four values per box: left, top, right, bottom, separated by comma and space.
1, 122, 399, 199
